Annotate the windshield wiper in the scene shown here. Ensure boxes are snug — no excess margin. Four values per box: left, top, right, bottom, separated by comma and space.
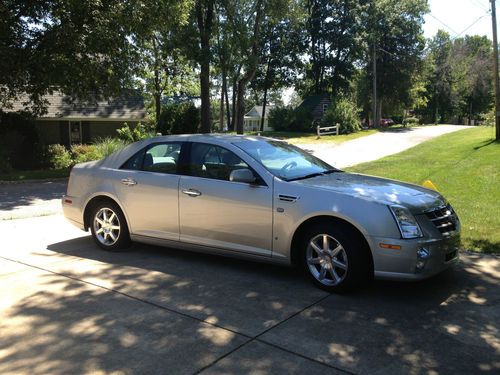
286, 169, 338, 182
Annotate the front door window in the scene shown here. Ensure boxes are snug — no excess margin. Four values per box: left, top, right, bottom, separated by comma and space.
69, 121, 82, 144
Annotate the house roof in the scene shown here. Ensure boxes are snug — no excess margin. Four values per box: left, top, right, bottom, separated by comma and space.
297, 94, 330, 111
245, 105, 275, 118
7, 91, 146, 121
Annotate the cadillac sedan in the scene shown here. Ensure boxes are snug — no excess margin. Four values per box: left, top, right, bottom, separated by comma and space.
62, 134, 460, 292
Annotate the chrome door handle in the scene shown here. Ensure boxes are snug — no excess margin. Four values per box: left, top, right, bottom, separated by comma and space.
121, 178, 137, 186
182, 189, 202, 197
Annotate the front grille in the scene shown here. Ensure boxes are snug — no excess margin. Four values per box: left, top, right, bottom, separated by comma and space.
425, 205, 458, 236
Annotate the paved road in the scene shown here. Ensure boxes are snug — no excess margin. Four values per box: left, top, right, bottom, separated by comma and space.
299, 125, 471, 168
0, 215, 498, 374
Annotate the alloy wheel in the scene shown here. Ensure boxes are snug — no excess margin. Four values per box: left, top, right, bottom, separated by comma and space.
306, 234, 348, 286
93, 207, 121, 246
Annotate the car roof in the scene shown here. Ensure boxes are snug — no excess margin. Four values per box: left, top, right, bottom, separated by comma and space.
101, 133, 279, 169
151, 133, 265, 144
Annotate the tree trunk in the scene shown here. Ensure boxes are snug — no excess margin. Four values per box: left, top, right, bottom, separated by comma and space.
224, 74, 231, 130
231, 78, 237, 131
377, 99, 382, 126
219, 76, 224, 131
231, 66, 241, 131
154, 93, 161, 130
236, 80, 246, 134
260, 58, 271, 132
196, 0, 214, 133
235, 0, 264, 134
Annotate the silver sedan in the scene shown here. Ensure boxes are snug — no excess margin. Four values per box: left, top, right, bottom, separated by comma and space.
62, 134, 460, 292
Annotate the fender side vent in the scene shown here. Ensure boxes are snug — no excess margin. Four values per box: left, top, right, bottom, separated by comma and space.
278, 194, 298, 203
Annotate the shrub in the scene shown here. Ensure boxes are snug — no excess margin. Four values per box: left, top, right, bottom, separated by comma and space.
269, 107, 294, 131
290, 107, 314, 132
402, 117, 420, 126
47, 144, 72, 169
269, 106, 313, 132
321, 98, 361, 134
93, 137, 127, 158
481, 109, 495, 127
71, 144, 100, 164
158, 102, 200, 135
117, 122, 154, 142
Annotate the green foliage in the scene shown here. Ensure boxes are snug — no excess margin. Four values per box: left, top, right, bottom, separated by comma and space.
93, 137, 128, 157
47, 145, 72, 169
421, 32, 494, 123
70, 144, 101, 165
117, 123, 154, 143
402, 117, 420, 126
268, 106, 313, 132
70, 138, 127, 165
301, 0, 364, 96
47, 138, 127, 169
321, 98, 361, 134
158, 102, 200, 134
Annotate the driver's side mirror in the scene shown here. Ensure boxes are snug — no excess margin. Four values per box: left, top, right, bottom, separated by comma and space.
229, 168, 256, 183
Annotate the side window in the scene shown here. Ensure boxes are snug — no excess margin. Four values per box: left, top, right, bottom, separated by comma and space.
121, 142, 182, 174
189, 143, 251, 181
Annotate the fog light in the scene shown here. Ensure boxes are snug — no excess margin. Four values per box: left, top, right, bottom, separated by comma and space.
417, 247, 430, 259
416, 247, 430, 271
416, 260, 426, 270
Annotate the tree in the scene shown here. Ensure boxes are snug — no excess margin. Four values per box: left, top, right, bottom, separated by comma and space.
194, 0, 215, 133
300, 0, 365, 96
366, 0, 428, 118
251, 8, 305, 131
132, 1, 194, 127
0, 0, 139, 115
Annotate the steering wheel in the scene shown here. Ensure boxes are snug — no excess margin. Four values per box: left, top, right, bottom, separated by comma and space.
280, 161, 297, 174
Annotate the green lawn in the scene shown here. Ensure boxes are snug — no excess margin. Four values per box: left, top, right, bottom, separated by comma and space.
0, 168, 70, 182
347, 126, 500, 254
248, 128, 379, 144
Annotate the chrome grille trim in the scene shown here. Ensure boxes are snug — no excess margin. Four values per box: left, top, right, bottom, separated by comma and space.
425, 204, 458, 236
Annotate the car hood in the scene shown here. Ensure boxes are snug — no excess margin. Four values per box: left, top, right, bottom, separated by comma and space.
293, 172, 446, 213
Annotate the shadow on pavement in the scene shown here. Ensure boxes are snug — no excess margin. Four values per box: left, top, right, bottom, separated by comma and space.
0, 181, 67, 211
2, 236, 498, 374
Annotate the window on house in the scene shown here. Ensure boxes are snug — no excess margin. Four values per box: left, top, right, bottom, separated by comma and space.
69, 121, 82, 144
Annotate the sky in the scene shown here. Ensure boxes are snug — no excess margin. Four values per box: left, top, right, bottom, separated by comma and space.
423, 0, 493, 39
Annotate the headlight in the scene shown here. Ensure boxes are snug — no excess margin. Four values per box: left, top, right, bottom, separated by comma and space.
389, 205, 423, 239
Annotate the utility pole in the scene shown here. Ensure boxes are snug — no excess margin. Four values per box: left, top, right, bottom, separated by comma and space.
372, 43, 378, 128
491, 0, 500, 140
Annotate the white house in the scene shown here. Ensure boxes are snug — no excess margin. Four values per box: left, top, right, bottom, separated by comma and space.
243, 105, 275, 132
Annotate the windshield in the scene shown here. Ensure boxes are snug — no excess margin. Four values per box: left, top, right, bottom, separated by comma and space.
236, 139, 337, 181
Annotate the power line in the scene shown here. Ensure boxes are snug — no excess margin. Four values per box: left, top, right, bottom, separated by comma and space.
468, 0, 490, 12
428, 14, 460, 35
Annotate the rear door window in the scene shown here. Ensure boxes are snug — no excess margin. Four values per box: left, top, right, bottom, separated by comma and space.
121, 142, 183, 174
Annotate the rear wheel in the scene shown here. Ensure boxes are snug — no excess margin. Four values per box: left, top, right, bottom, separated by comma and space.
90, 201, 130, 251
299, 222, 371, 293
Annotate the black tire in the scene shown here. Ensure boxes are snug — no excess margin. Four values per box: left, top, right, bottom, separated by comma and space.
90, 200, 130, 251
299, 222, 372, 293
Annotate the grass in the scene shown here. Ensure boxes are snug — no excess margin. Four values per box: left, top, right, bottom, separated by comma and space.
347, 126, 500, 254
0, 168, 70, 181
248, 128, 380, 144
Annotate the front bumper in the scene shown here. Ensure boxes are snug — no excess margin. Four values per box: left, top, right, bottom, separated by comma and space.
370, 233, 460, 281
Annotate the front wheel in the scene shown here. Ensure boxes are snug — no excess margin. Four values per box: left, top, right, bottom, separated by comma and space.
90, 201, 130, 251
299, 223, 372, 293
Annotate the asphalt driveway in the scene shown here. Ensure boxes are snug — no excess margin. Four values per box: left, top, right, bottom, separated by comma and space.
299, 125, 470, 168
1, 215, 499, 374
